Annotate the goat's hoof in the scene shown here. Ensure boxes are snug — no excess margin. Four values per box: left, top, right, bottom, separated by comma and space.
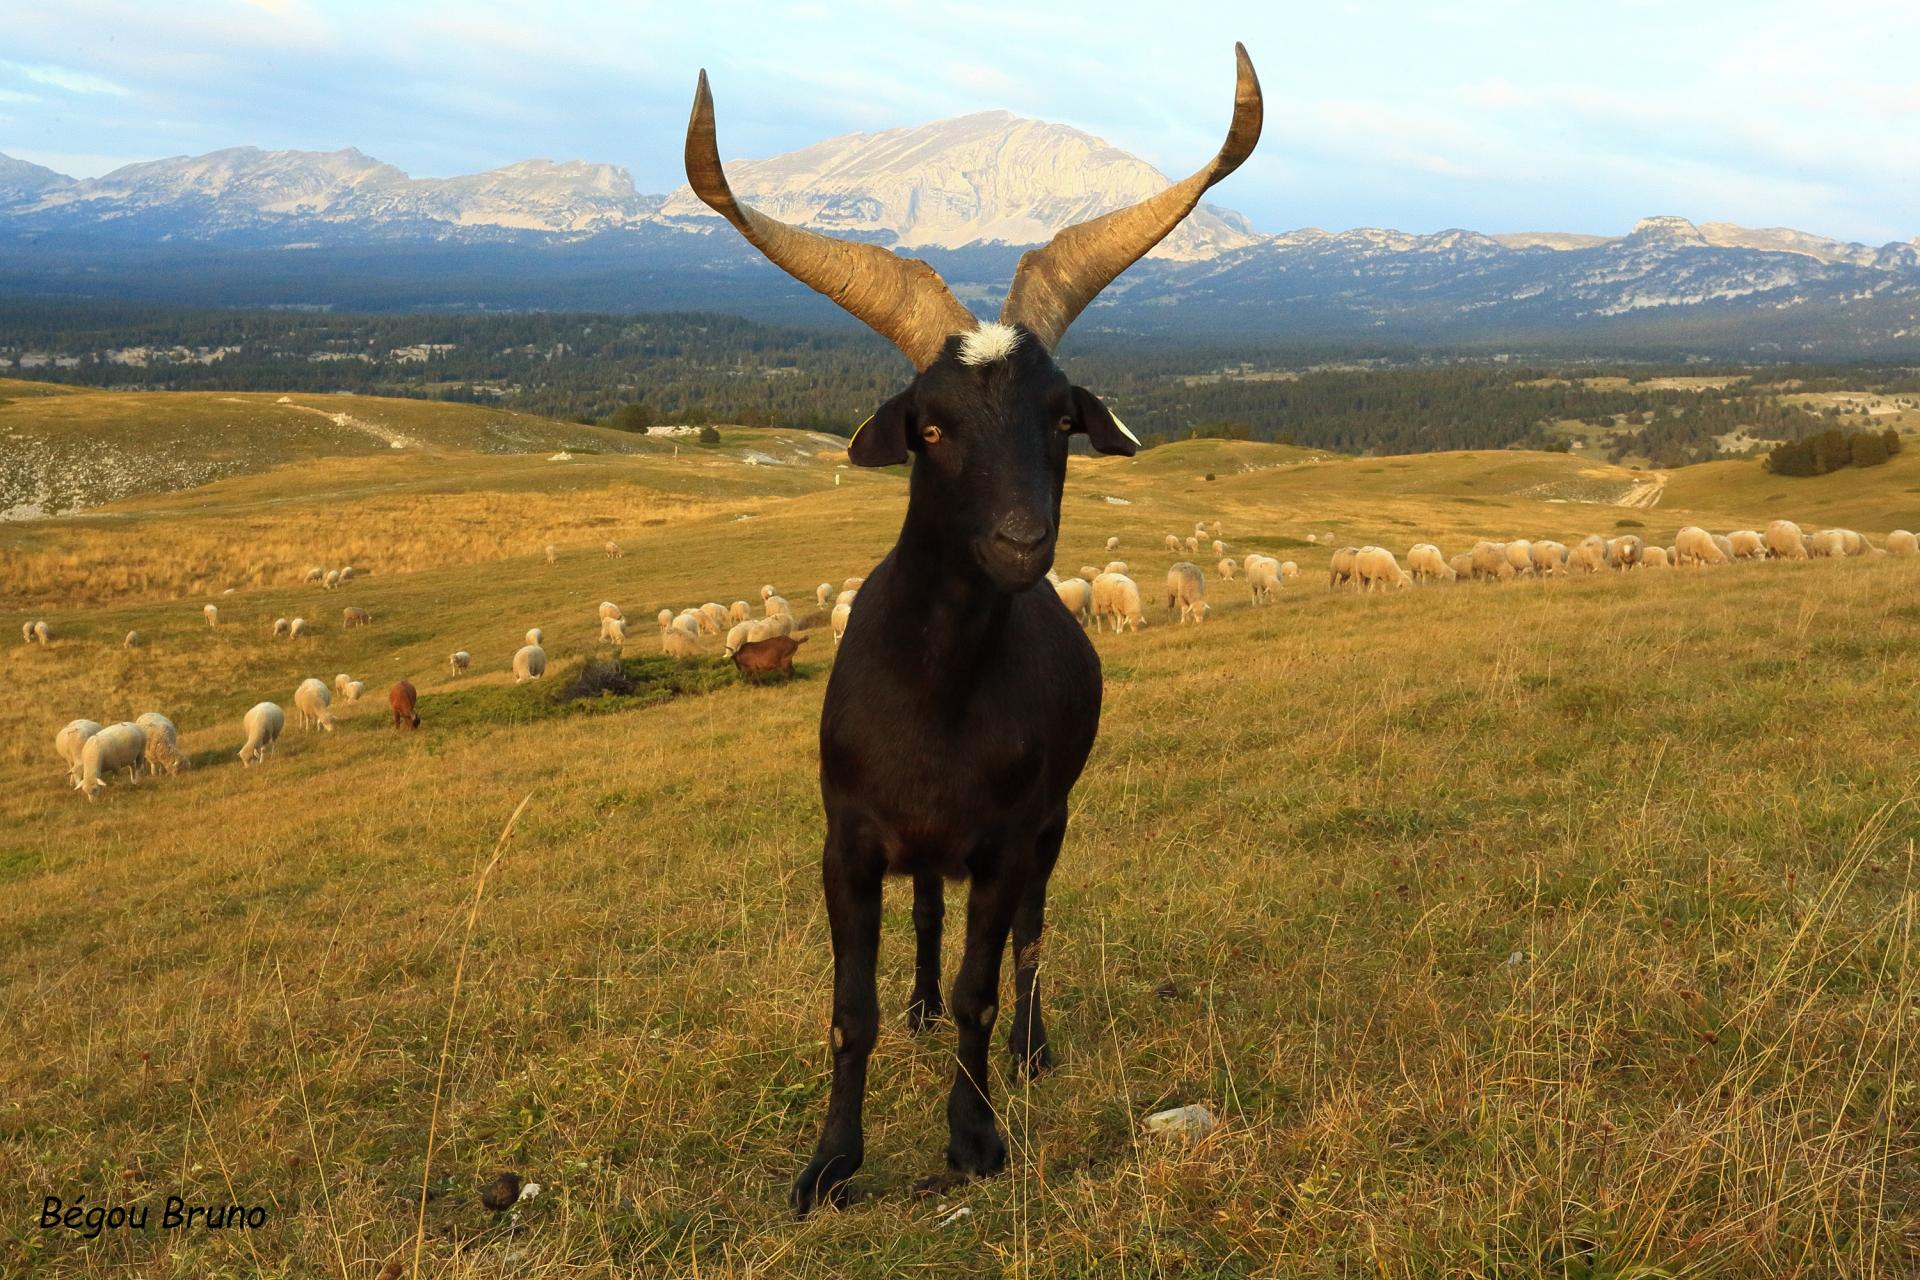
790, 1154, 858, 1218
944, 1121, 1007, 1180
905, 993, 946, 1032
1009, 1035, 1054, 1077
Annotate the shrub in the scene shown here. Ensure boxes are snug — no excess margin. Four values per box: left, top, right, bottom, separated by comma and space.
697, 425, 721, 445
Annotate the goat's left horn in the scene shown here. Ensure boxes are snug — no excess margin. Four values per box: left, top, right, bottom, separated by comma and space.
1000, 43, 1263, 352
685, 69, 979, 371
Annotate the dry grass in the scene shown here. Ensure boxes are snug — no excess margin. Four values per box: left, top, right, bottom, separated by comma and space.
5, 436, 1919, 1277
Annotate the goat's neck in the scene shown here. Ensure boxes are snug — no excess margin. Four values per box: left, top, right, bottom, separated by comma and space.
881, 504, 1012, 678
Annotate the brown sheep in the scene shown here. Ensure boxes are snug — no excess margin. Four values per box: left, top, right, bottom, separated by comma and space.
731, 634, 807, 682
388, 679, 420, 730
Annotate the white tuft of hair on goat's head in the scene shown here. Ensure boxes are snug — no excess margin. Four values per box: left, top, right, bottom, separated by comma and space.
957, 322, 1023, 368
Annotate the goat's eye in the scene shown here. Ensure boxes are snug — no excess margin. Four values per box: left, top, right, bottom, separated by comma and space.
921, 424, 943, 445
1057, 415, 1074, 433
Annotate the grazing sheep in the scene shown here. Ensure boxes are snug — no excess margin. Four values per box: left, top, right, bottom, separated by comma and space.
1838, 528, 1875, 557
31, 620, 50, 645
1565, 536, 1612, 574
525, 627, 544, 647
1078, 565, 1102, 581
1245, 556, 1283, 605
304, 566, 324, 584
1448, 551, 1474, 579
764, 594, 792, 619
1217, 557, 1238, 580
389, 680, 420, 730
725, 619, 767, 656
288, 617, 308, 639
1725, 530, 1765, 560
545, 544, 558, 564
764, 612, 797, 639
661, 623, 702, 658
725, 600, 750, 625
55, 719, 104, 786
273, 617, 290, 638
339, 567, 360, 583
238, 702, 284, 765
1195, 521, 1209, 537
324, 569, 341, 590
294, 678, 336, 732
1165, 562, 1208, 622
816, 583, 834, 607
343, 680, 366, 702
1471, 540, 1515, 581
513, 644, 547, 682
332, 673, 354, 695
1503, 540, 1535, 576
1605, 535, 1643, 569
21, 621, 33, 643
1052, 576, 1093, 627
1889, 530, 1919, 557
1765, 519, 1808, 560
1712, 533, 1736, 563
599, 601, 625, 622
731, 634, 806, 681
1329, 545, 1362, 590
1279, 560, 1299, 580
78, 723, 148, 800
602, 617, 629, 645
697, 602, 731, 634
1642, 545, 1672, 568
1183, 536, 1201, 555
1808, 528, 1848, 558
831, 601, 854, 646
760, 585, 778, 601
1164, 534, 1182, 553
841, 576, 865, 593
1674, 526, 1727, 566
1211, 539, 1227, 557
1105, 536, 1121, 552
1355, 545, 1412, 592
1091, 572, 1147, 632
124, 630, 143, 648
1530, 541, 1567, 575
342, 606, 371, 628
135, 712, 189, 776
449, 650, 470, 676
605, 540, 622, 558
1407, 543, 1455, 584
203, 604, 219, 627
835, 588, 858, 607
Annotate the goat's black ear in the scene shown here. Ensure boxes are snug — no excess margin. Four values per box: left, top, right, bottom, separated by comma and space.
1072, 386, 1140, 457
848, 388, 915, 467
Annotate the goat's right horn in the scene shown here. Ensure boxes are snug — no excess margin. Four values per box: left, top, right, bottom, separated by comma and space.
685, 70, 979, 371
1000, 43, 1263, 352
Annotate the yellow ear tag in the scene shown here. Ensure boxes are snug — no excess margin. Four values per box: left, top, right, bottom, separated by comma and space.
849, 413, 875, 449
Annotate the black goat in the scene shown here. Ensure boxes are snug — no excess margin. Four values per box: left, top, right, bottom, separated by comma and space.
684, 44, 1263, 1215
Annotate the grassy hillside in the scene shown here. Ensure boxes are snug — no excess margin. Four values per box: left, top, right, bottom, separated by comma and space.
5, 434, 1919, 1278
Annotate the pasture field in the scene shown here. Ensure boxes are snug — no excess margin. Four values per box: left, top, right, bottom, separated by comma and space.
5, 414, 1920, 1278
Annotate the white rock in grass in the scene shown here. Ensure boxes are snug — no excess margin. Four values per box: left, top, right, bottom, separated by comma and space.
1144, 1104, 1216, 1139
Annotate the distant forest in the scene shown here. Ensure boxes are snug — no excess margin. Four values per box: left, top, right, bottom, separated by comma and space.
5, 300, 1917, 465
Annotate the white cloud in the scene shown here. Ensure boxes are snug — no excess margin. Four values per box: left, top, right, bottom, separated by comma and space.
0, 60, 130, 97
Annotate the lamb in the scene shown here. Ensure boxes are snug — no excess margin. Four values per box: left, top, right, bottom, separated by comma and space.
1471, 540, 1515, 580
1642, 545, 1671, 568
124, 630, 143, 648
238, 702, 284, 765
512, 644, 547, 681
1217, 557, 1238, 580
1328, 545, 1361, 589
730, 634, 806, 681
287, 617, 308, 638
1530, 540, 1568, 575
203, 604, 220, 627
135, 712, 189, 776
56, 719, 103, 786
1165, 562, 1208, 623
1837, 528, 1874, 557
605, 540, 622, 558
1721, 530, 1762, 560
342, 606, 371, 628
525, 627, 544, 647
1052, 576, 1093, 627
816, 583, 834, 607
1889, 530, 1919, 557
1407, 543, 1455, 584
339, 566, 361, 583
1765, 519, 1808, 560
449, 650, 470, 676
273, 617, 290, 638
1674, 526, 1727, 566
1091, 572, 1148, 632
728, 600, 752, 625
1105, 536, 1121, 552
599, 601, 625, 622
389, 680, 420, 730
77, 722, 148, 800
1245, 556, 1283, 605
1355, 545, 1412, 591
602, 617, 629, 645
1565, 536, 1612, 574
294, 678, 336, 732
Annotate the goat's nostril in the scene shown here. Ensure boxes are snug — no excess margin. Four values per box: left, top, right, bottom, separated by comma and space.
994, 519, 1049, 553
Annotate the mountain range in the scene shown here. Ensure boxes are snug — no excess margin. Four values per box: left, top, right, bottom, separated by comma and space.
3, 115, 1917, 355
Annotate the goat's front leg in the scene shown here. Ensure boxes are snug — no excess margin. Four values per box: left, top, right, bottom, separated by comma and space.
906, 871, 946, 1031
791, 836, 883, 1217
1007, 811, 1065, 1076
924, 865, 1024, 1189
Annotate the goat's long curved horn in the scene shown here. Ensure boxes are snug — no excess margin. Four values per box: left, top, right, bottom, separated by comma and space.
686, 70, 978, 371
1001, 43, 1263, 352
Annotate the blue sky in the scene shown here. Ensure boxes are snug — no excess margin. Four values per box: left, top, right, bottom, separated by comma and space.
3, 0, 1915, 243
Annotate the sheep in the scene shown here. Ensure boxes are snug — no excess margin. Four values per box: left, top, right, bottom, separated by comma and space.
1674, 526, 1727, 566
602, 617, 629, 645
1448, 551, 1474, 579
1217, 557, 1238, 580
1091, 572, 1148, 632
545, 543, 558, 565
1245, 556, 1283, 606
332, 673, 354, 696
599, 601, 624, 622
816, 582, 834, 607
339, 566, 361, 583
30, 620, 50, 645
1105, 536, 1121, 552
513, 644, 547, 682
1471, 540, 1515, 580
1102, 560, 1128, 576
1355, 545, 1412, 592
77, 723, 148, 800
1279, 560, 1298, 581
1726, 530, 1766, 560
305, 566, 324, 584
1077, 565, 1101, 581
450, 650, 471, 676
21, 621, 33, 643
1711, 533, 1735, 563
203, 603, 220, 627
272, 617, 290, 638
324, 569, 341, 590
1165, 562, 1208, 623
1211, 539, 1227, 557
1808, 528, 1848, 558
1765, 519, 1808, 560
288, 617, 308, 638
841, 576, 865, 593
1503, 540, 1535, 576
1605, 535, 1643, 569
730, 634, 806, 681
831, 601, 854, 646
1565, 536, 1612, 574
1642, 545, 1671, 568
389, 680, 420, 730
1530, 540, 1568, 575
724, 619, 769, 656
55, 719, 103, 786
1889, 530, 1919, 557
1164, 533, 1182, 553
1052, 576, 1093, 627
836, 588, 859, 607
343, 680, 366, 702
698, 602, 731, 634
1183, 535, 1201, 555
294, 678, 336, 732
661, 623, 702, 658
760, 584, 778, 601
1329, 545, 1362, 589
605, 540, 622, 558
1195, 521, 1210, 537
685, 47, 1257, 1213
728, 600, 752, 625
135, 712, 189, 776
765, 612, 797, 639
342, 606, 371, 628
525, 627, 544, 647
1407, 543, 1455, 584
238, 702, 284, 765
124, 630, 143, 648
764, 594, 792, 619
1836, 528, 1875, 557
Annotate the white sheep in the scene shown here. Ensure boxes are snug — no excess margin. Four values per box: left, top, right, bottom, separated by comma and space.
339, 566, 360, 583
835, 588, 858, 607
1105, 536, 1121, 552
21, 621, 33, 643
238, 702, 284, 765
342, 606, 371, 628
450, 650, 471, 676
1052, 576, 1093, 627
1091, 572, 1147, 633
816, 582, 833, 607
1355, 545, 1412, 592
1211, 539, 1227, 557
1103, 560, 1128, 576
1078, 565, 1102, 581
1604, 535, 1642, 570
1837, 528, 1874, 557
272, 617, 290, 638
324, 569, 341, 590
1279, 561, 1299, 581
1164, 534, 1181, 553
842, 576, 865, 592
1217, 557, 1238, 581
333, 673, 354, 696
1565, 536, 1612, 574
124, 630, 143, 648
605, 540, 622, 558
728, 600, 752, 625
760, 584, 777, 601
661, 620, 702, 658
1712, 533, 1736, 563
1245, 556, 1283, 606
135, 711, 189, 776
831, 601, 854, 646
78, 722, 148, 800
513, 644, 547, 682
1183, 536, 1201, 555
294, 678, 336, 732
525, 627, 544, 647
55, 719, 103, 786
1727, 530, 1767, 560
343, 680, 366, 702
31, 620, 50, 645
288, 617, 308, 639
1765, 519, 1808, 560
698, 603, 731, 634
724, 619, 760, 656
1674, 526, 1726, 566
1165, 562, 1208, 623
603, 617, 629, 645
305, 566, 325, 584
1889, 530, 1919, 557
203, 603, 220, 627
763, 594, 791, 619
1448, 551, 1475, 579
1407, 543, 1455, 584
1530, 541, 1567, 575
1808, 528, 1847, 558
1329, 546, 1362, 589
545, 543, 558, 565
599, 601, 624, 622
1642, 545, 1671, 568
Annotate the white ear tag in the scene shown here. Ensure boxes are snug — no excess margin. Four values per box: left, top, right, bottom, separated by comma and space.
1112, 413, 1141, 446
